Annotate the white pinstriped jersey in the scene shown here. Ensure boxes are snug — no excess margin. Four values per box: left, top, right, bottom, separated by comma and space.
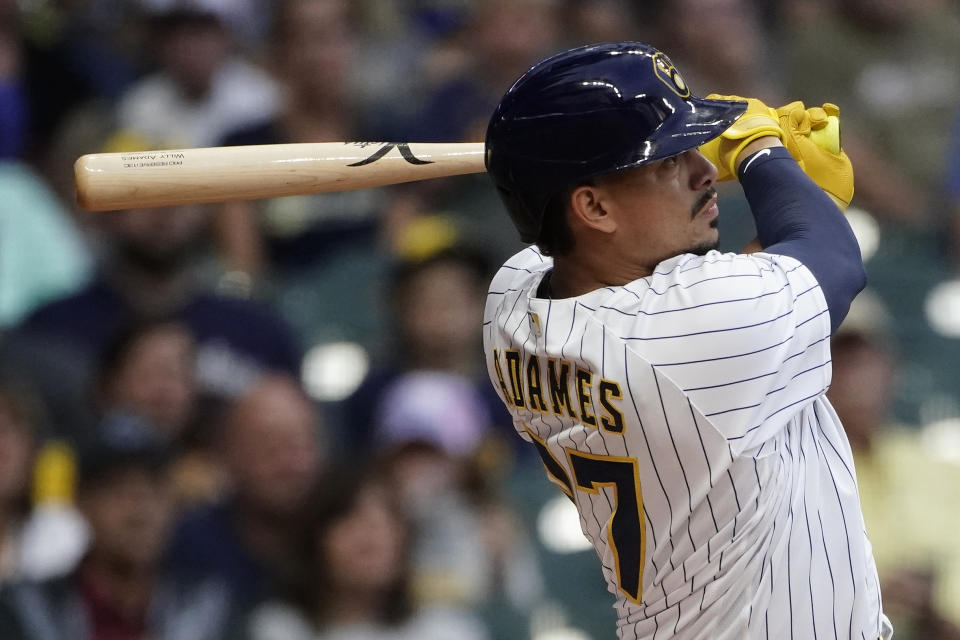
483, 247, 890, 640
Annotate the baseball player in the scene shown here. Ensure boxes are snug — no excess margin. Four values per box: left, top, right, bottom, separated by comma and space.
482, 42, 893, 639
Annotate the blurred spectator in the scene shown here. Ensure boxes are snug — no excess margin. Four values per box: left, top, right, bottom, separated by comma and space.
11, 309, 206, 589
0, 374, 90, 584
246, 465, 489, 640
0, 378, 37, 583
829, 294, 960, 638
0, 414, 236, 640
342, 246, 513, 456
373, 372, 544, 635
164, 374, 324, 606
388, 248, 488, 378
213, 0, 407, 363
648, 0, 780, 98
375, 372, 491, 460
343, 0, 473, 127
108, 0, 277, 286
560, 0, 639, 46
17, 439, 91, 583
117, 1, 278, 149
0, 161, 93, 329
138, 0, 276, 54
217, 0, 387, 279
15, 0, 142, 161
781, 0, 960, 225
96, 319, 196, 442
404, 0, 562, 143
94, 318, 229, 508
2, 204, 303, 443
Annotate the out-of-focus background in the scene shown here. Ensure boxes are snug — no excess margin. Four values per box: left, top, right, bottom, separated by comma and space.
1, 1, 960, 638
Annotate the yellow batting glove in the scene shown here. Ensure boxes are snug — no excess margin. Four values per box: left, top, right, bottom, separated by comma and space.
698, 94, 782, 181
777, 101, 854, 210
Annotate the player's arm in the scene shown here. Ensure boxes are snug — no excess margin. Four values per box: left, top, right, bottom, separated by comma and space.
735, 138, 865, 333
700, 96, 864, 333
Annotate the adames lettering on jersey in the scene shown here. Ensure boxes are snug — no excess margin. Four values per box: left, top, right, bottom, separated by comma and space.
490, 348, 625, 433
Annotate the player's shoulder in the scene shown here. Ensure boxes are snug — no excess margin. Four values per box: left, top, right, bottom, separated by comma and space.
488, 247, 552, 297
589, 250, 819, 330
504, 245, 552, 273
650, 250, 805, 285
640, 250, 813, 302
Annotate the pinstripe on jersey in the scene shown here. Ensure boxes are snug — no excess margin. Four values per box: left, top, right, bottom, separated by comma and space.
483, 247, 890, 639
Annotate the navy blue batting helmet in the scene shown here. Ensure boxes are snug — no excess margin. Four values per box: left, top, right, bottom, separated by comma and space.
485, 42, 747, 244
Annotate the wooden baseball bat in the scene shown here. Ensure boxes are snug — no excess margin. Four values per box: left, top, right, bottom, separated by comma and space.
74, 141, 486, 211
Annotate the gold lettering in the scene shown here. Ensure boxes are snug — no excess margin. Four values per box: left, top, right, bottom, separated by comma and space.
599, 379, 625, 433
526, 356, 548, 413
491, 349, 512, 407
505, 350, 525, 408
577, 368, 597, 427
547, 358, 577, 418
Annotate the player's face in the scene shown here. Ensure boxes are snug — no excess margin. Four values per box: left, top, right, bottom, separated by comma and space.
601, 149, 719, 266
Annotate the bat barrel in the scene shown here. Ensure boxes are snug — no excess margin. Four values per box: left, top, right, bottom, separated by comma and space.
74, 142, 487, 211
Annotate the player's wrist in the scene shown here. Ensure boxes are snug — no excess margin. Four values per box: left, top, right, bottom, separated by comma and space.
734, 137, 783, 175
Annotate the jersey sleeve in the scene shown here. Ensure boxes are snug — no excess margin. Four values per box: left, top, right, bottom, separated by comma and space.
627, 251, 832, 454
486, 247, 549, 292
483, 246, 549, 327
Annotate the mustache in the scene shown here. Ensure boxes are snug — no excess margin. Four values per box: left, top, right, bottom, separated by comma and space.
692, 187, 718, 218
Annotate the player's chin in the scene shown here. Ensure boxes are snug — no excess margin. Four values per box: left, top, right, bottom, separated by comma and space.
689, 229, 720, 256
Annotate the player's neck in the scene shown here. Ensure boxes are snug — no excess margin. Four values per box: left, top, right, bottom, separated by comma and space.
550, 252, 654, 298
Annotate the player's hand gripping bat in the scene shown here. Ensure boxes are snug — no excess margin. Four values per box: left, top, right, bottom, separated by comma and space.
699, 95, 853, 210
74, 142, 485, 211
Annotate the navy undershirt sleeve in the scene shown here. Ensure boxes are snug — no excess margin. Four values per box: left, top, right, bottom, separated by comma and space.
737, 146, 866, 333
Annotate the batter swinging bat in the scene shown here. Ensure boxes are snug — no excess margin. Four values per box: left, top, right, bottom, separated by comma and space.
74, 142, 486, 211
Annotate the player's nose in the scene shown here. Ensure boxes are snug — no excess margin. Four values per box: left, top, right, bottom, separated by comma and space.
689, 149, 717, 190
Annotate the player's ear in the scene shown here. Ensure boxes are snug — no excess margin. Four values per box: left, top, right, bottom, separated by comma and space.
569, 184, 616, 234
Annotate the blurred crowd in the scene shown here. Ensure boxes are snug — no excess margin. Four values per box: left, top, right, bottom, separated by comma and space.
1, 0, 960, 638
